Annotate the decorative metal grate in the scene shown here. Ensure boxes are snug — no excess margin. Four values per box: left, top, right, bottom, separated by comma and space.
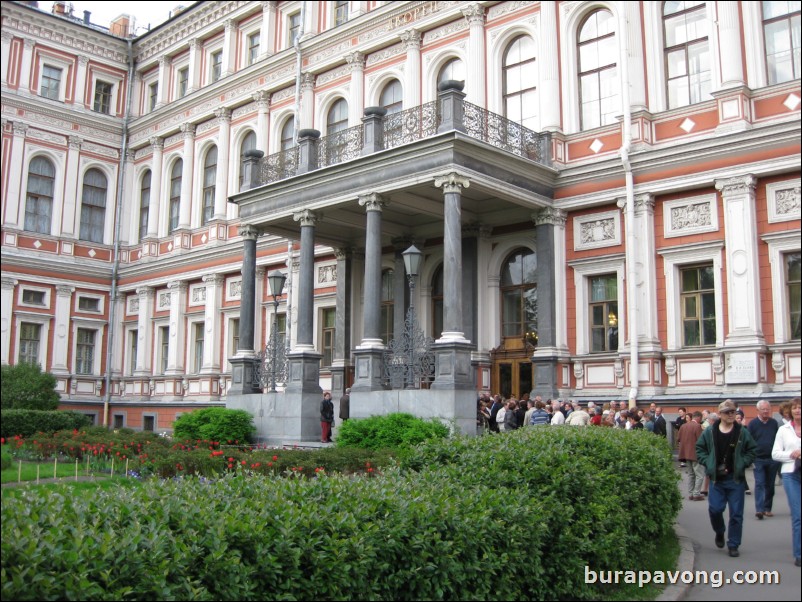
254, 336, 288, 390
319, 124, 364, 167
259, 146, 299, 185
383, 101, 439, 150
382, 306, 435, 389
462, 101, 546, 162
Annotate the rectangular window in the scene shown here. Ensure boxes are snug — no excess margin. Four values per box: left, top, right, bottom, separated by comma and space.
18, 322, 41, 365
210, 50, 223, 82
143, 415, 156, 432
275, 312, 287, 350
247, 32, 260, 65
40, 65, 62, 100
335, 1, 349, 26
680, 264, 716, 347
288, 12, 301, 47
22, 290, 46, 306
787, 251, 801, 340
128, 329, 138, 375
177, 67, 189, 98
148, 82, 158, 111
78, 297, 100, 312
159, 325, 169, 373
230, 318, 240, 356
93, 80, 113, 114
193, 323, 204, 373
321, 307, 336, 367
113, 414, 124, 429
589, 274, 618, 353
75, 328, 96, 375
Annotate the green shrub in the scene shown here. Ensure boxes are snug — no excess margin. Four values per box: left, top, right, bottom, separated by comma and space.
336, 412, 449, 450
0, 410, 92, 438
172, 407, 256, 443
0, 363, 60, 410
0, 448, 11, 471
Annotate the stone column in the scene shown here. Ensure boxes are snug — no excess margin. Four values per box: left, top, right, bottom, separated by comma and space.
73, 56, 89, 107
539, 1, 560, 131
146, 137, 164, 238
717, 1, 745, 89
300, 72, 315, 129
633, 194, 660, 350
0, 277, 17, 364
400, 29, 421, 108
156, 55, 170, 107
51, 285, 74, 375
187, 39, 201, 92
119, 151, 135, 244
213, 108, 231, 220
716, 175, 764, 348
59, 136, 82, 237
166, 281, 188, 374
253, 90, 270, 152
461, 3, 486, 107
201, 274, 224, 372
1, 31, 13, 86
229, 224, 261, 395
131, 73, 142, 117
134, 287, 155, 375
346, 51, 365, 126
549, 209, 569, 355
222, 19, 237, 77
460, 224, 481, 346
18, 37, 33, 93
357, 193, 386, 348
331, 248, 353, 396
178, 123, 195, 229
621, 1, 647, 112
260, 2, 277, 59
8, 123, 27, 230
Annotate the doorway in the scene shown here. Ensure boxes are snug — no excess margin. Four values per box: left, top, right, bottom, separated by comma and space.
492, 355, 533, 399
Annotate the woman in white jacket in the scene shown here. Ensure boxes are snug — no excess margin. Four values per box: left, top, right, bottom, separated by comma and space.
772, 397, 801, 567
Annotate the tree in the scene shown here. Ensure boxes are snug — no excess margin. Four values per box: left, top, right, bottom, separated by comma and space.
1, 363, 61, 410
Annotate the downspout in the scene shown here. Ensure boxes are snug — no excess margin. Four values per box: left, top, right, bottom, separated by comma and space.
618, 8, 638, 409
103, 38, 135, 427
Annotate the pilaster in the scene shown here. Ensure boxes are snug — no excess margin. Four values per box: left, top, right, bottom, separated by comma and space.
165, 281, 188, 375
51, 285, 74, 375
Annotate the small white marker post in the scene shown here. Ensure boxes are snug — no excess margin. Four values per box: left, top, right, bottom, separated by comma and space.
110, 458, 114, 479
17, 460, 21, 483
75, 458, 78, 482
36, 464, 40, 485
53, 457, 57, 479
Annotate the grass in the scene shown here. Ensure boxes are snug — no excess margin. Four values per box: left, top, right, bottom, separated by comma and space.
1, 458, 122, 484
2, 477, 142, 500
597, 530, 681, 601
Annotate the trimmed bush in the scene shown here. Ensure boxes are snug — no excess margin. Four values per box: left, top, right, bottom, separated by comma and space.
336, 412, 449, 450
0, 410, 92, 438
0, 363, 60, 410
172, 407, 256, 443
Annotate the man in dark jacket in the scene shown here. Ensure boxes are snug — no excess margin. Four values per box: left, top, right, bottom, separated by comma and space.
339, 388, 351, 422
696, 400, 758, 558
653, 406, 667, 437
747, 401, 780, 519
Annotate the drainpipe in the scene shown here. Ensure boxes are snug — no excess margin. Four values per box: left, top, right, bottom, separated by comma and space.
103, 38, 135, 427
618, 8, 638, 409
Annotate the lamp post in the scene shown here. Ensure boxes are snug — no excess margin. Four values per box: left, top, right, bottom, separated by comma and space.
402, 245, 422, 388
267, 270, 287, 392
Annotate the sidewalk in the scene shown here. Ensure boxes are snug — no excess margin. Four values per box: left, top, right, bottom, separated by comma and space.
674, 467, 800, 600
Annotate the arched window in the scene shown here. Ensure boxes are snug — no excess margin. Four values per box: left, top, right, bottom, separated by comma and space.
663, 1, 711, 108
138, 170, 151, 242
239, 131, 256, 187
438, 58, 466, 86
503, 35, 537, 130
578, 9, 619, 130
500, 248, 538, 346
762, 0, 801, 84
169, 160, 182, 233
280, 116, 295, 150
380, 79, 403, 114
431, 265, 444, 340
326, 98, 349, 135
24, 156, 55, 235
381, 268, 394, 345
79, 168, 107, 243
202, 146, 217, 225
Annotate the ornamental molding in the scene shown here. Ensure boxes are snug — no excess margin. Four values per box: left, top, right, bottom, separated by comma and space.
82, 141, 119, 159
714, 174, 756, 196
293, 209, 321, 227
663, 194, 718, 238
423, 18, 469, 44
534, 207, 568, 227
317, 64, 351, 86
358, 192, 387, 212
488, 0, 532, 19
367, 43, 404, 66
573, 210, 621, 251
766, 178, 801, 224
434, 172, 470, 193
26, 129, 66, 146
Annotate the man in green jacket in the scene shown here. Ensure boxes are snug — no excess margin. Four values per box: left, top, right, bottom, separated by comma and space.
696, 399, 758, 558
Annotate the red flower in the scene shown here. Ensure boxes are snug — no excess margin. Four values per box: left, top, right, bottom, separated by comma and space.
272, 455, 278, 462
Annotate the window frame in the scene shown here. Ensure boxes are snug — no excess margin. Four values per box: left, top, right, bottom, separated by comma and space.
762, 0, 801, 85
126, 327, 138, 376
499, 248, 538, 347
502, 35, 538, 131
588, 273, 619, 353
247, 31, 261, 65
379, 79, 403, 114
17, 321, 43, 366
191, 321, 205, 374
288, 12, 302, 48
148, 81, 159, 112
40, 64, 63, 100
380, 268, 394, 345
14, 314, 50, 368
679, 263, 717, 348
209, 49, 223, 83
201, 146, 217, 225
157, 324, 169, 374
238, 131, 257, 188
76, 294, 103, 314
24, 156, 56, 236
570, 255, 626, 356
320, 307, 336, 368
177, 66, 189, 99
93, 80, 114, 114
662, 1, 711, 109
74, 326, 98, 376
168, 159, 182, 233
577, 8, 619, 131
763, 231, 802, 345
334, 0, 349, 27
79, 168, 108, 244
138, 170, 151, 242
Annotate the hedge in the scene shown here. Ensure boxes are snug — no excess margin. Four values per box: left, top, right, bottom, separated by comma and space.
0, 410, 92, 439
1, 427, 680, 601
172, 407, 256, 443
336, 412, 450, 450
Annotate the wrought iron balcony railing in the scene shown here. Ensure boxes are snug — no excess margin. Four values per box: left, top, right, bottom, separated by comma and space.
319, 124, 364, 167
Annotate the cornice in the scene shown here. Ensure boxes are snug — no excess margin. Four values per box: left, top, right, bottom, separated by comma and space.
2, 94, 124, 142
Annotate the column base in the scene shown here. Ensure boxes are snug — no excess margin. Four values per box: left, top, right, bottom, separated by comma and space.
530, 354, 559, 400
228, 356, 262, 395
351, 348, 386, 392
431, 341, 474, 390
284, 350, 322, 394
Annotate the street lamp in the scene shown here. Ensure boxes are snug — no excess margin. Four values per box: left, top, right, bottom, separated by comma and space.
402, 245, 422, 388
267, 270, 286, 392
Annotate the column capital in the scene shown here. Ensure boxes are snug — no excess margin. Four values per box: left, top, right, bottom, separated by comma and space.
214, 107, 232, 123
293, 209, 321, 227
346, 51, 365, 71
334, 247, 354, 260
634, 193, 655, 214
533, 207, 567, 227
124, 149, 136, 163
224, 19, 236, 33
399, 28, 422, 50
262, 1, 278, 11
12, 122, 28, 137
462, 222, 492, 238
1, 31, 13, 44
461, 3, 485, 25
391, 236, 414, 251
1, 277, 17, 291
189, 38, 201, 51
167, 280, 188, 292
77, 55, 90, 66
358, 192, 386, 212
434, 172, 470, 194
715, 174, 756, 195
158, 55, 172, 68
68, 135, 83, 150
239, 223, 261, 240
180, 122, 196, 138
202, 273, 225, 286
56, 285, 75, 297
150, 136, 164, 150
252, 90, 271, 107
136, 286, 155, 299
301, 72, 316, 90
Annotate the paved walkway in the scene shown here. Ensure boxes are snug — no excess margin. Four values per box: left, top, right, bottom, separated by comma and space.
674, 467, 800, 600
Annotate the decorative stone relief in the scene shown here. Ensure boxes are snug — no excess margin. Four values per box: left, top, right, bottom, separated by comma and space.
573, 210, 621, 251
158, 291, 170, 309
663, 194, 718, 238
767, 179, 801, 223
366, 43, 404, 66
190, 285, 207, 306
772, 351, 786, 385
128, 296, 139, 314
227, 279, 242, 301
318, 265, 337, 284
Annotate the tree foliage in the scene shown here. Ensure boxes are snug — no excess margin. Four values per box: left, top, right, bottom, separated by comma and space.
172, 407, 256, 443
0, 363, 60, 410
